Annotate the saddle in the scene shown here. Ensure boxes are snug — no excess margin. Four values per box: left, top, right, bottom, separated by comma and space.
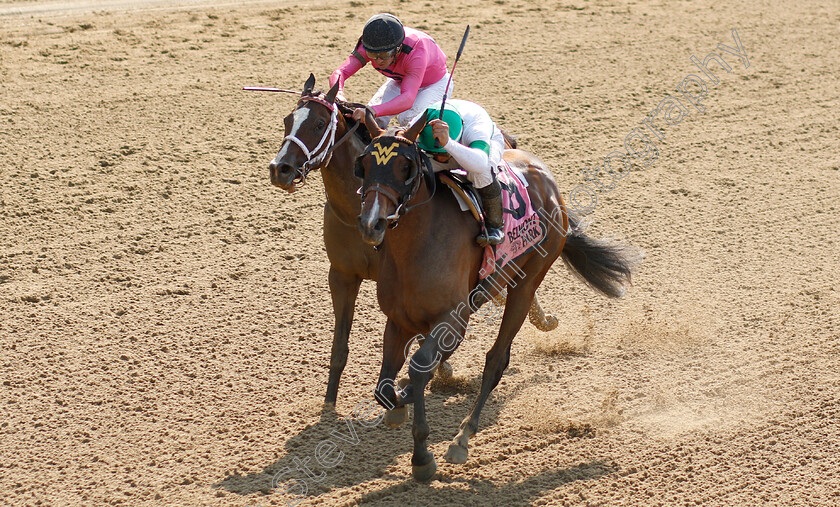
437, 171, 485, 224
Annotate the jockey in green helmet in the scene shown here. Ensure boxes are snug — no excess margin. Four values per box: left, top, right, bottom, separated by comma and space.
414, 99, 506, 246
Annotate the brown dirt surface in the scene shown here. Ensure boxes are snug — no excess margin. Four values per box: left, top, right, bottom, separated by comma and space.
2, 0, 839, 505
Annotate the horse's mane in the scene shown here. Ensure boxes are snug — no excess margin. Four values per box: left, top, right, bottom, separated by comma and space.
335, 99, 374, 145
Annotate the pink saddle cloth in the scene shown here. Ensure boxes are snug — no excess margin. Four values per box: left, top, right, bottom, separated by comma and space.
479, 161, 545, 279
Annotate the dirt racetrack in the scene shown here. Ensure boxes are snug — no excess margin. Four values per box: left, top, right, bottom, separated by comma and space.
2, 0, 839, 505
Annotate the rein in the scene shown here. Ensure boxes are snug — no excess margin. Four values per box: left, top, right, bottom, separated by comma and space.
399, 153, 436, 217
324, 198, 358, 228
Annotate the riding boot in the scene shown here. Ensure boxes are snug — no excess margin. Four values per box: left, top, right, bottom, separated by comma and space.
476, 178, 505, 247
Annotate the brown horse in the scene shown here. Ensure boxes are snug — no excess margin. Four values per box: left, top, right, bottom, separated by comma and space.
355, 113, 637, 481
267, 75, 558, 410
268, 74, 375, 410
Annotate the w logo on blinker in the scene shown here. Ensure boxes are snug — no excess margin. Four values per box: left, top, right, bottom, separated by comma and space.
372, 142, 400, 165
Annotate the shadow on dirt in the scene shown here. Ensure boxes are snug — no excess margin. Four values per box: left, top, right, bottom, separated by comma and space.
213, 376, 612, 504
358, 460, 616, 506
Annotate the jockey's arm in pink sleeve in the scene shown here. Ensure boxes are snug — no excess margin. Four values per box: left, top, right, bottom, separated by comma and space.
329, 52, 365, 91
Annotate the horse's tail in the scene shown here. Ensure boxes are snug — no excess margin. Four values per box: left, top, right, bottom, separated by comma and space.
560, 214, 640, 298
500, 129, 518, 149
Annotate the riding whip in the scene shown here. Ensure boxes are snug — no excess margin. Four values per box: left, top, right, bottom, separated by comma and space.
439, 25, 470, 119
242, 87, 302, 94
434, 25, 470, 148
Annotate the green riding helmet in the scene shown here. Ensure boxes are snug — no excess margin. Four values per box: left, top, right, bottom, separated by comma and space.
417, 103, 464, 153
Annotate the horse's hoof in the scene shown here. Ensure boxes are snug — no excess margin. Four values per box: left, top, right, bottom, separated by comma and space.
444, 443, 468, 464
434, 361, 453, 380
534, 315, 558, 333
412, 457, 437, 482
383, 406, 408, 428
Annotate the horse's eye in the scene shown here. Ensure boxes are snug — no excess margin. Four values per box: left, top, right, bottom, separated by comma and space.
316, 120, 326, 130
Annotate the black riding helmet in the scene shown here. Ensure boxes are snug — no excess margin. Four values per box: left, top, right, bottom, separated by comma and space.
361, 13, 405, 53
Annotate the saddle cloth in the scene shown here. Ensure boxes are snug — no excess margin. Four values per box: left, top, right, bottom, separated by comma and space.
479, 161, 545, 279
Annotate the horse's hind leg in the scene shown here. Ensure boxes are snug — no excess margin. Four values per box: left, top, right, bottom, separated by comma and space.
529, 293, 558, 332
491, 290, 557, 332
445, 266, 551, 464
324, 268, 362, 410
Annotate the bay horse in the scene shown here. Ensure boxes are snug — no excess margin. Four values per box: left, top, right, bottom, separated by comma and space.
267, 74, 558, 411
355, 113, 637, 481
268, 74, 373, 410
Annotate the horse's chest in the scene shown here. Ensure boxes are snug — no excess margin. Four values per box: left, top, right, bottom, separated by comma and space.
324, 222, 379, 280
380, 302, 431, 333
376, 278, 454, 331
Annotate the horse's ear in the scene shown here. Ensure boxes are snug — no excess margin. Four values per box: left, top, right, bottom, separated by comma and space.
364, 109, 384, 138
303, 73, 315, 94
325, 81, 340, 103
403, 110, 428, 142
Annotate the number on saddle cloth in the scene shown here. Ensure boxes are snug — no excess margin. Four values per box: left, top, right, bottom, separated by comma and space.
500, 179, 526, 220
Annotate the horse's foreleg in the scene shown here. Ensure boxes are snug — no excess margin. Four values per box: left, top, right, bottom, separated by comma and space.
436, 300, 471, 370
374, 319, 412, 427
446, 271, 549, 464
408, 316, 467, 481
407, 335, 440, 482
324, 268, 362, 410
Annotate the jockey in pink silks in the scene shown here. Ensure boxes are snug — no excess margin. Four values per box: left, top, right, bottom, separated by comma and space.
330, 13, 452, 129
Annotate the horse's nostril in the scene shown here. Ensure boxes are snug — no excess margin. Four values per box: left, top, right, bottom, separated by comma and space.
269, 162, 295, 184
278, 164, 293, 175
374, 219, 386, 233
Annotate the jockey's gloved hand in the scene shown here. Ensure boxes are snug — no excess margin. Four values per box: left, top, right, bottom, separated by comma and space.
351, 107, 368, 122
428, 119, 451, 147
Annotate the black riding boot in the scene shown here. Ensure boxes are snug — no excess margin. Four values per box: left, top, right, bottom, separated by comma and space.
476, 178, 505, 247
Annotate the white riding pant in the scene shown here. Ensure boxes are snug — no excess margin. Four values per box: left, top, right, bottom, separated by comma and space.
368, 73, 452, 128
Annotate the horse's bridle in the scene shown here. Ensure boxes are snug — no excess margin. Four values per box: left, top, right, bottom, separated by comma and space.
360, 136, 436, 227
278, 95, 359, 186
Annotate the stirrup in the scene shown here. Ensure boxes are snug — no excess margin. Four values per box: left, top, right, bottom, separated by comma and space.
476, 226, 504, 247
